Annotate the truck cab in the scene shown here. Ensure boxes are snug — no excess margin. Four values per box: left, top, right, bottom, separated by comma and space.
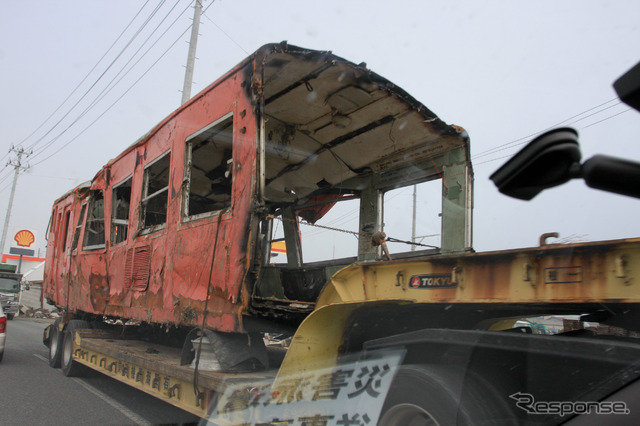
0, 269, 23, 320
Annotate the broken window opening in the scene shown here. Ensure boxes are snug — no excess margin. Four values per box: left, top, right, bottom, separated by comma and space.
383, 180, 442, 256
71, 203, 87, 252
112, 176, 132, 245
183, 114, 233, 219
141, 151, 171, 231
299, 197, 360, 263
254, 197, 360, 307
61, 210, 71, 253
54, 211, 63, 252
267, 216, 287, 264
83, 191, 105, 250
265, 196, 361, 266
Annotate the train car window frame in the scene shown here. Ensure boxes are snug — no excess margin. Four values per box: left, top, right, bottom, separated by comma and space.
139, 151, 171, 234
83, 190, 106, 251
61, 209, 71, 254
70, 202, 87, 254
182, 113, 234, 222
111, 175, 133, 245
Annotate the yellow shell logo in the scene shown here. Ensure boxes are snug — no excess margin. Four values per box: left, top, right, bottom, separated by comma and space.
14, 230, 35, 247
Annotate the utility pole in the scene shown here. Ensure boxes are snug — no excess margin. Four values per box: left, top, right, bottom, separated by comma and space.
0, 146, 32, 257
181, 0, 203, 105
410, 184, 439, 250
411, 184, 417, 251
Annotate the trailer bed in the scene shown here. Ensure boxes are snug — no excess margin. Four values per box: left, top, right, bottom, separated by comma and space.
73, 329, 276, 417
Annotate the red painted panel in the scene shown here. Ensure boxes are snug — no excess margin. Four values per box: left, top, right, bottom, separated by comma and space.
44, 60, 256, 334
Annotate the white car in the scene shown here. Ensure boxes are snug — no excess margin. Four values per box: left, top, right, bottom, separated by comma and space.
0, 304, 6, 362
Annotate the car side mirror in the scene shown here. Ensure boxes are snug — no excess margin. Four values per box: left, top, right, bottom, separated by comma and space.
490, 128, 582, 200
492, 60, 640, 200
491, 127, 640, 200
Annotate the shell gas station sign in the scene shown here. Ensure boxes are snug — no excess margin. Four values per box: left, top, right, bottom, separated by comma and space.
9, 227, 37, 257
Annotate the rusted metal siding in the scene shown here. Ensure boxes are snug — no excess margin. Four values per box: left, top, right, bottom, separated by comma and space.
44, 186, 88, 307
44, 42, 474, 334
45, 58, 257, 333
316, 238, 640, 307
44, 43, 640, 345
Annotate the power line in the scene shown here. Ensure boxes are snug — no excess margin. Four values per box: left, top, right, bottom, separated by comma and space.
31, 19, 195, 167
472, 100, 632, 167
26, 1, 180, 162
582, 108, 632, 129
21, 0, 155, 154
473, 105, 633, 168
77, 0, 191, 118
201, 5, 249, 55
472, 99, 620, 161
27, 1, 192, 166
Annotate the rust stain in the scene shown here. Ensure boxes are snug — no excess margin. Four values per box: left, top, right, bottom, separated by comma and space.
43, 56, 256, 333
88, 272, 109, 312
40, 43, 640, 345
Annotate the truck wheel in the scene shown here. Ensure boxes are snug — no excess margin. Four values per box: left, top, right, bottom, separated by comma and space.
6, 313, 14, 320
48, 319, 64, 368
61, 320, 89, 377
378, 365, 515, 426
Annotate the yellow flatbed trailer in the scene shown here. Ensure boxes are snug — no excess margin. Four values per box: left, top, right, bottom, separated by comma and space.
63, 328, 276, 418
56, 236, 640, 423
43, 45, 640, 425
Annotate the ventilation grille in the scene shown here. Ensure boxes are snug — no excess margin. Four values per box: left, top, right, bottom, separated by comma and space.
124, 245, 151, 291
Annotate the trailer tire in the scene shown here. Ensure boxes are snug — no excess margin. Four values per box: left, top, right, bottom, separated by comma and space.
378, 365, 515, 426
61, 320, 89, 377
48, 319, 64, 368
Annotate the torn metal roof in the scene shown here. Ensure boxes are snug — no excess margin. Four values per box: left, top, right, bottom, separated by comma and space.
254, 42, 470, 204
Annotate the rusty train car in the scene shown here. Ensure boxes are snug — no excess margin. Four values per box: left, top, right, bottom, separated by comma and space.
41, 43, 640, 422
43, 42, 471, 337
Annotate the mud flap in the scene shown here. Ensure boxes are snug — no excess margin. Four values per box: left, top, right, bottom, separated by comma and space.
43, 324, 52, 346
180, 328, 268, 372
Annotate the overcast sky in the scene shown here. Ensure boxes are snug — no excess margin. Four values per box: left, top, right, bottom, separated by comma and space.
1, 0, 639, 257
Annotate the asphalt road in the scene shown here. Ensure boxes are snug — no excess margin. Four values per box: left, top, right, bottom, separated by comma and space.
0, 318, 200, 425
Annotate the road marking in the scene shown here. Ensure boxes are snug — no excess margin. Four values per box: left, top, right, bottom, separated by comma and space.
71, 378, 152, 425
33, 353, 151, 425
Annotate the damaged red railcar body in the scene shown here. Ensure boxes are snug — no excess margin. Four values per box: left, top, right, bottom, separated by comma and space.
43, 42, 470, 335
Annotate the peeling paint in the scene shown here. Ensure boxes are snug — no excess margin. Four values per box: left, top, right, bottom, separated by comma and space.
42, 43, 474, 338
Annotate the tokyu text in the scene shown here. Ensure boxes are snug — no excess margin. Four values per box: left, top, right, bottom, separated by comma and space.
510, 392, 630, 416
409, 274, 456, 289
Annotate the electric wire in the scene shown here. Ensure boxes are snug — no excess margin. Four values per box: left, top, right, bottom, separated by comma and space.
28, 1, 190, 163
0, 172, 14, 189
301, 186, 413, 239
31, 22, 194, 167
7, 1, 634, 188
472, 99, 621, 160
0, 171, 20, 194
23, 0, 163, 155
472, 100, 632, 167
28, 0, 187, 163
582, 108, 632, 129
14, 0, 152, 153
201, 7, 249, 55
29, 0, 214, 167
0, 152, 10, 167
